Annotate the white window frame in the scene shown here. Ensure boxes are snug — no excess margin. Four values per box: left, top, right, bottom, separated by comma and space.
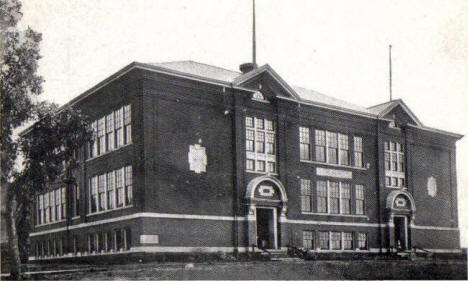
245, 116, 276, 174
384, 141, 406, 188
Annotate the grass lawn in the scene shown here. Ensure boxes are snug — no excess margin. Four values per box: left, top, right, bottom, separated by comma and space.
29, 259, 467, 280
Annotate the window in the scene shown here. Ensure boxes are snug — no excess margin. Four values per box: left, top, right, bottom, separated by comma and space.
60, 187, 66, 219
87, 105, 131, 159
72, 184, 79, 217
343, 232, 353, 250
257, 160, 265, 172
50, 191, 55, 222
355, 185, 365, 215
54, 189, 60, 221
303, 231, 314, 249
44, 192, 49, 223
354, 136, 363, 167
299, 127, 310, 160
106, 113, 115, 152
330, 232, 341, 250
88, 234, 95, 253
245, 116, 254, 127
358, 233, 368, 250
329, 182, 339, 214
97, 117, 105, 155
98, 174, 106, 211
267, 162, 276, 173
124, 166, 133, 205
124, 228, 132, 250
340, 183, 351, 214
96, 232, 104, 252
73, 235, 78, 254
310, 181, 364, 216
115, 229, 123, 251
315, 130, 326, 162
88, 166, 131, 214
265, 120, 274, 131
384, 141, 405, 187
105, 231, 113, 252
319, 232, 329, 250
266, 133, 275, 154
246, 130, 254, 151
90, 176, 98, 213
256, 132, 265, 153
300, 179, 312, 212
326, 132, 338, 164
116, 168, 124, 208
37, 195, 43, 225
107, 171, 115, 209
245, 116, 276, 173
246, 159, 254, 171
115, 107, 124, 148
124, 105, 132, 144
338, 134, 349, 165
317, 181, 328, 213
89, 121, 97, 158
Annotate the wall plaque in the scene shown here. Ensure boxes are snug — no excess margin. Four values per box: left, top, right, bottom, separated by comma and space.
188, 144, 207, 174
140, 235, 159, 244
316, 167, 352, 179
427, 176, 437, 198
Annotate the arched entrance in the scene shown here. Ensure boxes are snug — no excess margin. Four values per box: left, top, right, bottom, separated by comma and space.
245, 176, 288, 250
386, 190, 416, 251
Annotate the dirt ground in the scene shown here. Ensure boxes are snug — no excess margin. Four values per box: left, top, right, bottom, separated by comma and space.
26, 259, 467, 280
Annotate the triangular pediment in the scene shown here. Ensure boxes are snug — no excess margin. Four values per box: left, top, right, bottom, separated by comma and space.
368, 99, 423, 127
233, 64, 300, 100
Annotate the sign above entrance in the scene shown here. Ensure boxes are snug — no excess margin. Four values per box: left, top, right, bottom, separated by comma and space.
254, 182, 280, 200
316, 167, 352, 179
188, 144, 207, 174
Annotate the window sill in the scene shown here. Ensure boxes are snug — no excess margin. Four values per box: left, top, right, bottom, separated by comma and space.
245, 170, 278, 176
300, 160, 367, 171
301, 212, 368, 219
386, 186, 407, 189
86, 143, 132, 162
36, 219, 66, 227
86, 205, 133, 217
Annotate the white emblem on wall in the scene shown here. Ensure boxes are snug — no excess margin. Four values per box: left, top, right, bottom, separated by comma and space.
188, 144, 207, 174
427, 176, 437, 198
395, 198, 407, 208
258, 185, 275, 197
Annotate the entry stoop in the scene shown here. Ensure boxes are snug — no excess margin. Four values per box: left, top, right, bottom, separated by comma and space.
268, 249, 297, 261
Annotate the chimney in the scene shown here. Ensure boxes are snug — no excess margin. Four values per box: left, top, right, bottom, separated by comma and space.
239, 62, 257, 74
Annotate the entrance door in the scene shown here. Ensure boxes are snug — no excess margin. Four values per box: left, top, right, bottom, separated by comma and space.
394, 216, 408, 250
256, 208, 277, 249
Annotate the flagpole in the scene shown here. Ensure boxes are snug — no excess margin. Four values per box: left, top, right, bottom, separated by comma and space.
389, 44, 392, 101
252, 0, 256, 66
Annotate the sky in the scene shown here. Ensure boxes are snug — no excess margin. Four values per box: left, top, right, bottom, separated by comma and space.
18, 0, 468, 246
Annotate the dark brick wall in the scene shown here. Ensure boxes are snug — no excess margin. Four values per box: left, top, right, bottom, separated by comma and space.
29, 66, 461, 256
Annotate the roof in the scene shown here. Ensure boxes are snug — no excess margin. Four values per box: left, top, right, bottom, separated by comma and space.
150, 60, 370, 114
293, 86, 371, 113
19, 60, 462, 139
149, 61, 241, 83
